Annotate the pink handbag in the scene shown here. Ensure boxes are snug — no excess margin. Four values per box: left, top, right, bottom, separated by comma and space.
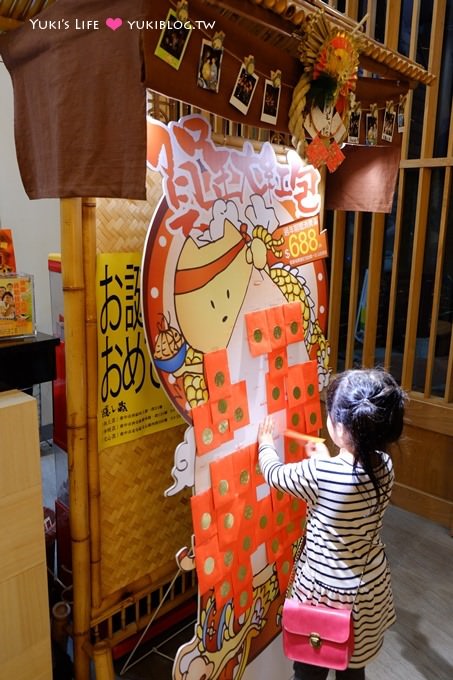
282, 599, 354, 670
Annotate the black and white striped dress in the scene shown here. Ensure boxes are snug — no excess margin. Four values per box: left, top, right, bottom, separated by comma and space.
258, 444, 396, 669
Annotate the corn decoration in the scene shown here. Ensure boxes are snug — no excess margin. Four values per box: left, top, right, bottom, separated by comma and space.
288, 10, 362, 164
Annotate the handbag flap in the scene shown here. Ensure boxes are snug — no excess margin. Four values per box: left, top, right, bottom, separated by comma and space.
283, 599, 352, 644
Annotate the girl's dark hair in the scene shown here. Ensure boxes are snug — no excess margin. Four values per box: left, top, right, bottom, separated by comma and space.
326, 368, 406, 502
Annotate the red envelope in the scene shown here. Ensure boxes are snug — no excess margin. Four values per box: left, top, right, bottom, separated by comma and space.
233, 580, 254, 617
283, 301, 305, 343
238, 492, 259, 555
194, 534, 224, 595
268, 346, 288, 378
265, 373, 286, 413
286, 364, 305, 409
204, 348, 232, 399
300, 360, 319, 401
229, 381, 250, 431
232, 554, 253, 595
266, 305, 287, 350
249, 442, 265, 488
190, 489, 217, 546
210, 396, 231, 424
286, 406, 306, 433
270, 486, 290, 512
288, 496, 307, 522
273, 504, 290, 534
245, 309, 272, 356
304, 398, 323, 433
210, 453, 237, 508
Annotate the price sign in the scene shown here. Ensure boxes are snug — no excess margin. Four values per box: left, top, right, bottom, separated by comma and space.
268, 216, 328, 268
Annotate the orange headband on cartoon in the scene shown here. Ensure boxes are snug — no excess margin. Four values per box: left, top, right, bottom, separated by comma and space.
174, 238, 246, 295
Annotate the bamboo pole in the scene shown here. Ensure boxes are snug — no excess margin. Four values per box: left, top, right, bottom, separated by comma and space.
327, 212, 346, 373
60, 198, 91, 680
81, 198, 102, 609
92, 642, 115, 680
345, 213, 362, 369
362, 212, 385, 366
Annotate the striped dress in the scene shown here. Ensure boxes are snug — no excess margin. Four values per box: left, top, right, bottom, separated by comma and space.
258, 444, 396, 669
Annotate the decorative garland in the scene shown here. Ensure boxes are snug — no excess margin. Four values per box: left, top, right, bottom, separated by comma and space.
289, 11, 362, 169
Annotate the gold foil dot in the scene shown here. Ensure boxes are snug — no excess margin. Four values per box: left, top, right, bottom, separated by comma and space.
204, 556, 215, 575
291, 413, 300, 426
224, 512, 235, 529
290, 321, 299, 335
218, 399, 228, 414
259, 515, 268, 529
219, 479, 229, 496
272, 386, 280, 400
224, 551, 234, 567
239, 591, 249, 607
276, 511, 284, 526
244, 504, 253, 520
310, 412, 317, 425
276, 490, 284, 501
289, 440, 298, 454
218, 420, 228, 434
240, 470, 250, 485
201, 512, 212, 530
220, 580, 231, 597
253, 328, 263, 342
275, 356, 284, 370
273, 325, 282, 339
237, 565, 247, 581
272, 538, 279, 553
243, 535, 252, 551
293, 386, 301, 400
282, 560, 290, 574
234, 407, 244, 422
215, 371, 225, 387
307, 383, 315, 396
202, 428, 214, 445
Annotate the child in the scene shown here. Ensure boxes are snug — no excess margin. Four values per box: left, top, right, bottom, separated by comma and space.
258, 368, 406, 680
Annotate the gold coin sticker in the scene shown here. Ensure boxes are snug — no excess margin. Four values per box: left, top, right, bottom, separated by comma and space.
220, 580, 231, 597
272, 386, 280, 400
310, 411, 317, 425
276, 490, 284, 501
218, 398, 228, 414
290, 320, 299, 335
244, 504, 253, 520
218, 419, 228, 434
204, 556, 215, 575
242, 535, 252, 551
259, 514, 268, 529
293, 386, 301, 400
224, 550, 234, 567
234, 406, 244, 422
240, 469, 250, 485
253, 328, 263, 343
273, 325, 282, 339
282, 560, 290, 574
291, 413, 300, 426
275, 356, 284, 370
224, 512, 235, 529
215, 371, 225, 387
307, 383, 315, 397
219, 479, 229, 496
271, 538, 279, 553
201, 512, 212, 530
276, 511, 284, 526
202, 427, 214, 445
239, 591, 249, 607
237, 565, 247, 581
289, 440, 298, 454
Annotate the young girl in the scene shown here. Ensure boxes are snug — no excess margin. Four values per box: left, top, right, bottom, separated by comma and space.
258, 368, 406, 680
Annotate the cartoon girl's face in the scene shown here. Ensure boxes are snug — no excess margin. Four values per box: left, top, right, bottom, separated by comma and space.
174, 220, 253, 353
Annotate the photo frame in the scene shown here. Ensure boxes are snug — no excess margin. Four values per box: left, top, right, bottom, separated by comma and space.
154, 8, 192, 70
197, 38, 224, 93
230, 63, 259, 115
260, 78, 281, 125
365, 112, 378, 146
348, 110, 361, 144
397, 102, 405, 132
382, 110, 395, 142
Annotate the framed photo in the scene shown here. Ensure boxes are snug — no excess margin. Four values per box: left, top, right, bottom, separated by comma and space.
0, 273, 36, 339
154, 9, 192, 70
348, 110, 361, 144
397, 103, 405, 132
197, 38, 223, 93
260, 78, 281, 125
382, 110, 395, 142
230, 63, 259, 115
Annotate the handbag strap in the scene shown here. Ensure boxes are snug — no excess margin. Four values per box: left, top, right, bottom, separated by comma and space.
285, 515, 380, 603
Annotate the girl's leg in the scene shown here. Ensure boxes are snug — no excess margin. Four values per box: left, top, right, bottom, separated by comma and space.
293, 661, 329, 680
335, 667, 365, 680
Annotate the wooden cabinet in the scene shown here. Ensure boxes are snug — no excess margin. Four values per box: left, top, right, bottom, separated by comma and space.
0, 390, 52, 679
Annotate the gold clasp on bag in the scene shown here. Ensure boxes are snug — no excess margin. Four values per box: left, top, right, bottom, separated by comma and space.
309, 633, 322, 649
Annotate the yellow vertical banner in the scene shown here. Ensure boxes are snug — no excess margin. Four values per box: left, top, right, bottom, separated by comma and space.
96, 252, 183, 449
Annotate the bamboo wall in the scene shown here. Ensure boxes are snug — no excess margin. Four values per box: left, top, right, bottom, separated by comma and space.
327, 0, 453, 532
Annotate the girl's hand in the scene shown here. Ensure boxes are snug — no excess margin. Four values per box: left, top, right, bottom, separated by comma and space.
258, 415, 275, 446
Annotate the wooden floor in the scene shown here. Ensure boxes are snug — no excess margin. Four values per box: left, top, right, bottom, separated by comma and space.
113, 504, 453, 679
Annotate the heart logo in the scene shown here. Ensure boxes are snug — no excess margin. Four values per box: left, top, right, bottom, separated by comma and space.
106, 17, 123, 31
